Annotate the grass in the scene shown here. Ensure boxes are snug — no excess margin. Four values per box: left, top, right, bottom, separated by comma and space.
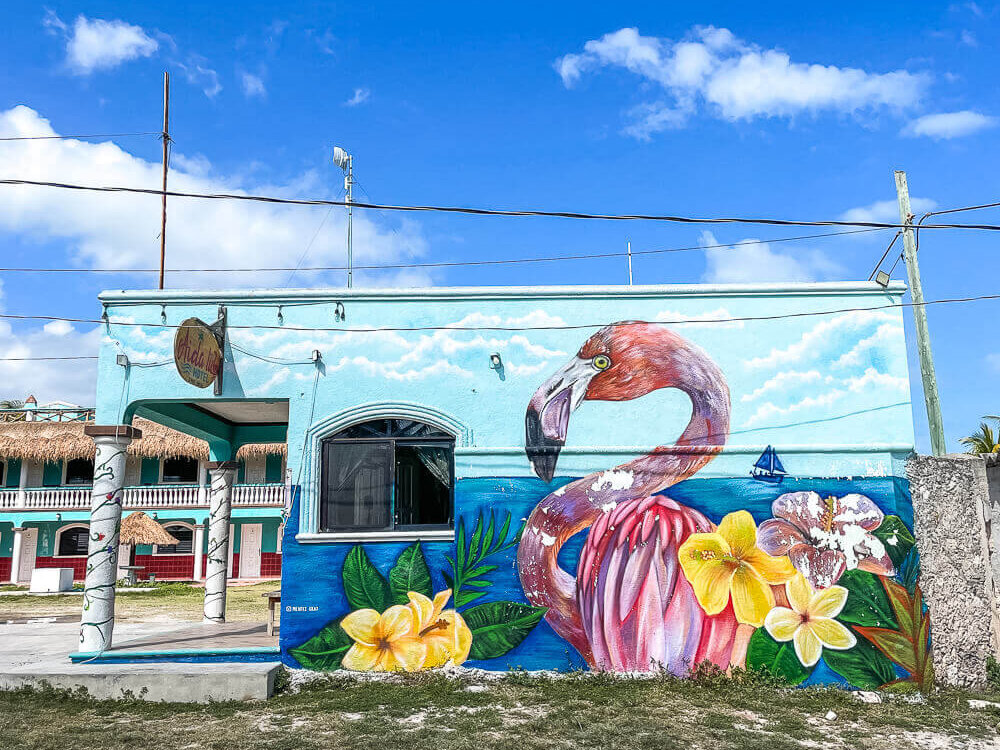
3, 670, 1000, 750
0, 581, 277, 622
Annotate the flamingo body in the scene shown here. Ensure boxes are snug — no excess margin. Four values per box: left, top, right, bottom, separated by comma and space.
519, 322, 735, 672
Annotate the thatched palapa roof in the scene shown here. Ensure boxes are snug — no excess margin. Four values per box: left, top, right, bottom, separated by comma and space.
120, 511, 180, 546
0, 417, 285, 463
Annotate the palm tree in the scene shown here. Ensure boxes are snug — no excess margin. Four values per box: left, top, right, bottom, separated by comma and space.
960, 416, 1000, 454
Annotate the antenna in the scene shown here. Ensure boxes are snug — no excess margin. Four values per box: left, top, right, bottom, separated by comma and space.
333, 147, 354, 288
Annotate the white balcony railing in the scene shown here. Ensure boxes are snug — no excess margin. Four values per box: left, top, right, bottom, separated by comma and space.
0, 483, 285, 511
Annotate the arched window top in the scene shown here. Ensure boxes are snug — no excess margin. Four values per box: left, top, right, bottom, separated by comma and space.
330, 419, 453, 441
56, 524, 90, 557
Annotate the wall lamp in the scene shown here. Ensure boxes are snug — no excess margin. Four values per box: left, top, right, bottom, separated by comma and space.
489, 353, 502, 370
277, 306, 284, 326
874, 271, 891, 288
334, 302, 346, 322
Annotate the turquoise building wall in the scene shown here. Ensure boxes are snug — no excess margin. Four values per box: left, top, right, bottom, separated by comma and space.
93, 283, 927, 687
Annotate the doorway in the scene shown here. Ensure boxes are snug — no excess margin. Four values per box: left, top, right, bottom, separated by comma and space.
16, 527, 38, 583
239, 523, 262, 578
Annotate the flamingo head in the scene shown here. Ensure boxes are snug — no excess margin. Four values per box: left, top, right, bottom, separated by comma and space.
525, 321, 725, 481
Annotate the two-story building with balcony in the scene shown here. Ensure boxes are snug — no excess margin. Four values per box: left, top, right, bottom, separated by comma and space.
0, 397, 286, 584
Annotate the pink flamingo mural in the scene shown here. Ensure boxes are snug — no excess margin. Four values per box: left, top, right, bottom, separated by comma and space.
519, 321, 739, 672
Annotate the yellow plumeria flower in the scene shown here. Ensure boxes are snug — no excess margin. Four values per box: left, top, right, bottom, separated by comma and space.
764, 572, 856, 667
678, 510, 796, 627
407, 589, 473, 668
341, 603, 426, 672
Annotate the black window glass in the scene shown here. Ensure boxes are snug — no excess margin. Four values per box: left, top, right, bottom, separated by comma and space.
162, 457, 199, 483
65, 458, 94, 485
58, 527, 90, 556
156, 525, 194, 554
320, 420, 453, 533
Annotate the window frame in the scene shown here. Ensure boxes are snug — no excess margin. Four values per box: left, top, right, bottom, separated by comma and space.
152, 522, 195, 556
318, 423, 455, 537
55, 524, 91, 557
63, 457, 94, 486
160, 456, 200, 484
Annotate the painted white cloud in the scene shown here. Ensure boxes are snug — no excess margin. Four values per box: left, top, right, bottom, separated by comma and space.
557, 26, 928, 138
699, 231, 841, 284
345, 88, 371, 107
744, 310, 900, 370
737, 309, 910, 431
903, 110, 997, 139
654, 307, 744, 329
45, 12, 158, 74
241, 73, 267, 98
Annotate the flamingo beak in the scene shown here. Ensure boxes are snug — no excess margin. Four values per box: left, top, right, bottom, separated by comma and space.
525, 357, 596, 482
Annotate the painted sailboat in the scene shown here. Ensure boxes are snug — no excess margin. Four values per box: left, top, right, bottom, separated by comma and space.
751, 445, 787, 484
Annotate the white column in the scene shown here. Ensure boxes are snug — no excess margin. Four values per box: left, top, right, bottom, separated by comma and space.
192, 523, 206, 581
9, 527, 24, 584
79, 425, 139, 653
197, 461, 208, 505
16, 461, 27, 508
203, 462, 237, 623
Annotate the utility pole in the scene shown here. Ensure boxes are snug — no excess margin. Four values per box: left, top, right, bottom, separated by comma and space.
158, 71, 170, 290
894, 170, 946, 456
626, 240, 633, 285
345, 154, 353, 289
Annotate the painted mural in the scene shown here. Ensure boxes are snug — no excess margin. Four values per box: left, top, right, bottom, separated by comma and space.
283, 319, 929, 690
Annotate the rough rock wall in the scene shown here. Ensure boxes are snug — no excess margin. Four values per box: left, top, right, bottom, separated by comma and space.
908, 454, 999, 688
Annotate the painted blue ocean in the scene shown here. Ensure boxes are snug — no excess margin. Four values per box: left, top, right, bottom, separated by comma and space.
281, 474, 912, 685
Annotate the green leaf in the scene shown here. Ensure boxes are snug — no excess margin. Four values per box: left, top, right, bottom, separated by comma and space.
388, 542, 433, 604
289, 619, 353, 671
342, 545, 392, 612
481, 512, 496, 555
872, 515, 916, 569
854, 625, 918, 674
464, 601, 548, 661
470, 515, 484, 560
837, 569, 898, 629
746, 628, 813, 685
824, 635, 897, 690
465, 564, 499, 579
455, 589, 486, 608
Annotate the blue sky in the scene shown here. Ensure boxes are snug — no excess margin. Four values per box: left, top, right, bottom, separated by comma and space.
0, 1, 997, 452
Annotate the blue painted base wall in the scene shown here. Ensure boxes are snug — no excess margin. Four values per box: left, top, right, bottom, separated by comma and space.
280, 473, 918, 687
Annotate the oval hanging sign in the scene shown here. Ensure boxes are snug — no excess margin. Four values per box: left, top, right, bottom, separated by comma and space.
173, 318, 222, 388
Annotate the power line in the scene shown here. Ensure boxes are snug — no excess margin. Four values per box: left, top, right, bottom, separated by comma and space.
0, 227, 889, 275
0, 292, 993, 341
0, 133, 161, 142
4, 178, 1000, 230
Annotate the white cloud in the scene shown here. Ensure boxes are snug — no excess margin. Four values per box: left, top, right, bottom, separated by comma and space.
0, 105, 429, 290
986, 353, 1000, 373
741, 370, 830, 403
557, 26, 928, 138
960, 30, 978, 47
903, 110, 997, 139
42, 320, 75, 336
45, 13, 158, 75
345, 88, 371, 107
699, 231, 842, 284
241, 73, 266, 98
839, 197, 937, 225
177, 55, 222, 98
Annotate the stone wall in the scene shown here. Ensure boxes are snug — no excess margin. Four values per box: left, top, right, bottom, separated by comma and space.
908, 454, 1000, 688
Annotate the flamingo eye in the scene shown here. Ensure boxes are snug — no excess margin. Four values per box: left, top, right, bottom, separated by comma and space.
592, 355, 611, 371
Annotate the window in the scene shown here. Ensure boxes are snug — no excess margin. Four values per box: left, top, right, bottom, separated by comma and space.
57, 526, 90, 556
64, 458, 94, 485
155, 524, 194, 554
320, 419, 454, 533
162, 457, 199, 483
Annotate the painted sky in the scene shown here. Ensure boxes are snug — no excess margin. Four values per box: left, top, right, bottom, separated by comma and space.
0, 1, 997, 451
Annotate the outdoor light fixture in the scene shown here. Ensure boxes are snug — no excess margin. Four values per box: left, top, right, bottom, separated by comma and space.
489, 353, 503, 370
875, 271, 891, 288
311, 349, 322, 362
277, 306, 284, 326
160, 305, 167, 324
334, 301, 346, 322
116, 353, 130, 368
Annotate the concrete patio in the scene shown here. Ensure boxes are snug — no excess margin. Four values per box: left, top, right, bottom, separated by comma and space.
0, 621, 281, 701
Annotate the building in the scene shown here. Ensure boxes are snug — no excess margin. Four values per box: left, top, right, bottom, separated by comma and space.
79, 282, 929, 688
0, 398, 286, 583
